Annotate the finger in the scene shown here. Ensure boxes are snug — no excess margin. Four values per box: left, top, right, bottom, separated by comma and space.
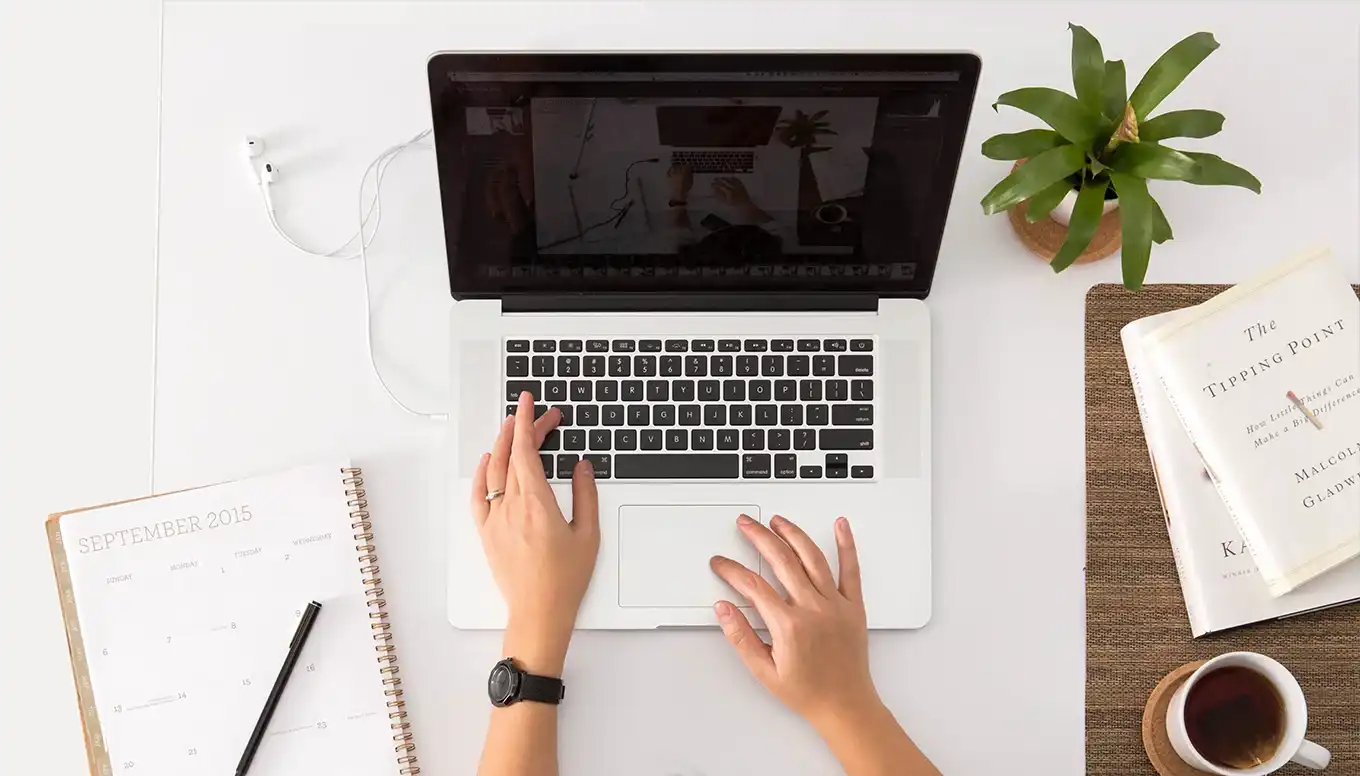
714, 600, 775, 684
769, 515, 836, 596
510, 391, 546, 490
710, 554, 786, 614
736, 514, 817, 600
487, 414, 515, 497
533, 406, 561, 446
470, 453, 491, 527
570, 459, 600, 536
835, 517, 863, 603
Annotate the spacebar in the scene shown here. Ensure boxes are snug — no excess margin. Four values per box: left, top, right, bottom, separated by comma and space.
614, 454, 740, 479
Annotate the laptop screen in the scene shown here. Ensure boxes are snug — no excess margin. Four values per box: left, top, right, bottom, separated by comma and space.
428, 54, 979, 299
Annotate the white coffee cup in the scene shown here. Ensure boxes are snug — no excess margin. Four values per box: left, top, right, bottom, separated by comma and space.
1167, 652, 1330, 774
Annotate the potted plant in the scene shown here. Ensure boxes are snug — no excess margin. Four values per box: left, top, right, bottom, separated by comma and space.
979, 25, 1261, 289
776, 109, 837, 150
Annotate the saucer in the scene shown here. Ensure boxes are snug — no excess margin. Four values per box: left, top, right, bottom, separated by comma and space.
1143, 660, 1212, 775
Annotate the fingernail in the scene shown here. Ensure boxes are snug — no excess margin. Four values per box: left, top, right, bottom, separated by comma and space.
576, 460, 594, 476
769, 514, 785, 527
481, 453, 491, 463
837, 516, 850, 535
714, 602, 732, 618
736, 514, 754, 526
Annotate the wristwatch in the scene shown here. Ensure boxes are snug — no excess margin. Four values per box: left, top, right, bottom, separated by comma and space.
487, 658, 565, 707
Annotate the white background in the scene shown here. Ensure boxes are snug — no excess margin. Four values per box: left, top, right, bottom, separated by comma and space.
3, 2, 1357, 775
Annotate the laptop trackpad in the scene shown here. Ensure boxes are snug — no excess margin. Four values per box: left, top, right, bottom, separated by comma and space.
618, 504, 760, 608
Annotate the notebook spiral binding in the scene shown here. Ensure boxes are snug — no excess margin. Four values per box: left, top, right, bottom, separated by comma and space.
343, 468, 420, 775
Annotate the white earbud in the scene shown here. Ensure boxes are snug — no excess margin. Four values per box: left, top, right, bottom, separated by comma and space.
243, 136, 278, 209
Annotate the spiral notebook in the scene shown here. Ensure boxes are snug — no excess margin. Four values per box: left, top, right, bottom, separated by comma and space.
47, 462, 419, 776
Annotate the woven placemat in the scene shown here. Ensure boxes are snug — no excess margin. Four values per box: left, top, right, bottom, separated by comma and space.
1085, 284, 1360, 776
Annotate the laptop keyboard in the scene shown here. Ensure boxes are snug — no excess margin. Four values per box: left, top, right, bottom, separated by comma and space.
669, 150, 756, 175
504, 337, 876, 482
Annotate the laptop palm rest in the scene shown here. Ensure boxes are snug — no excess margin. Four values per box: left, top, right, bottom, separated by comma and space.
617, 504, 760, 609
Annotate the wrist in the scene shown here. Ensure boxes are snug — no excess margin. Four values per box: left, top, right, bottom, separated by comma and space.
503, 618, 571, 676
807, 691, 890, 740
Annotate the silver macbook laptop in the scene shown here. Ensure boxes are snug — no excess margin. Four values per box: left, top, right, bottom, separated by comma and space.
430, 53, 980, 629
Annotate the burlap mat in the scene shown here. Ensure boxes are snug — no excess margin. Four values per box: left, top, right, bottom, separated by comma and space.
1085, 283, 1360, 775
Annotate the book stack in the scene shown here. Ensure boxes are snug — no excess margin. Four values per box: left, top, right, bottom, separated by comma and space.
1121, 247, 1360, 637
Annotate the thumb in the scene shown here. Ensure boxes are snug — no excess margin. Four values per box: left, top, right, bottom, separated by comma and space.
570, 459, 599, 535
714, 601, 775, 684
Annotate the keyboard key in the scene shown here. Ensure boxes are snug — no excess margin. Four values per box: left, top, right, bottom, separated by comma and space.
743, 428, 765, 450
541, 430, 561, 451
780, 405, 803, 426
744, 339, 768, 352
560, 340, 583, 352
553, 405, 573, 425
612, 340, 636, 352
532, 356, 554, 377
832, 404, 873, 426
797, 339, 820, 352
692, 429, 714, 450
506, 356, 529, 377
852, 380, 873, 401
749, 380, 772, 402
647, 381, 669, 402
541, 453, 554, 478
628, 405, 650, 426
596, 380, 619, 402
545, 381, 568, 402
852, 465, 874, 479
851, 339, 874, 352
584, 454, 612, 479
756, 404, 778, 426
820, 429, 874, 450
717, 429, 740, 450
824, 339, 847, 352
730, 405, 752, 426
761, 355, 784, 377
639, 339, 663, 352
558, 356, 580, 377
826, 380, 848, 402
693, 339, 715, 352
608, 356, 631, 377
615, 429, 638, 450
800, 380, 822, 401
654, 405, 676, 426
564, 430, 586, 451
586, 339, 610, 352
533, 340, 556, 352
660, 356, 683, 377
825, 453, 848, 468
584, 356, 606, 377
828, 465, 849, 479
698, 380, 721, 402
719, 339, 742, 352
507, 340, 530, 352
673, 380, 695, 402
795, 429, 817, 450
772, 339, 794, 352
838, 355, 874, 376
775, 454, 798, 477
807, 405, 829, 426
635, 355, 657, 377
506, 381, 541, 401
578, 406, 599, 426
589, 429, 611, 450
666, 430, 688, 450
722, 380, 746, 402
770, 427, 793, 449
800, 465, 823, 479
615, 454, 739, 479
557, 453, 580, 478
813, 355, 836, 376
602, 405, 625, 426
712, 355, 733, 376
787, 356, 810, 376
685, 356, 707, 377
775, 380, 796, 402
736, 356, 759, 376
622, 381, 644, 402
742, 453, 772, 478
704, 405, 727, 426
641, 429, 663, 450
665, 339, 688, 352
570, 381, 592, 401
679, 405, 701, 426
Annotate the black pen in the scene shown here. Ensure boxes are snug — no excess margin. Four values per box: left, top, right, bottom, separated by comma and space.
235, 601, 323, 776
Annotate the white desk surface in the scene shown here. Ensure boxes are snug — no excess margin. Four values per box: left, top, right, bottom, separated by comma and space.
5, 2, 1358, 775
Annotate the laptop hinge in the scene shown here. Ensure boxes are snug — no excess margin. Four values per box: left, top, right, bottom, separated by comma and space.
501, 293, 878, 314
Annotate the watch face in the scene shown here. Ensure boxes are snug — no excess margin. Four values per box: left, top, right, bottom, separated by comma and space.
488, 660, 518, 706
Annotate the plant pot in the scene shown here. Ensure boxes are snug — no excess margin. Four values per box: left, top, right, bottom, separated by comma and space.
1006, 160, 1122, 265
1049, 186, 1120, 226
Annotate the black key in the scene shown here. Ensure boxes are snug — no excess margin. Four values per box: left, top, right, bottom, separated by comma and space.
560, 340, 583, 352
825, 453, 848, 468
506, 381, 541, 401
628, 405, 650, 426
852, 465, 874, 479
602, 404, 625, 426
756, 404, 778, 426
698, 380, 721, 402
654, 404, 676, 426
596, 380, 619, 401
609, 356, 631, 377
640, 429, 663, 450
615, 454, 739, 479
531, 356, 554, 377
536, 404, 549, 420
506, 356, 529, 377
736, 356, 759, 376
541, 453, 554, 478
772, 339, 794, 352
828, 465, 849, 479
718, 339, 742, 352
647, 381, 669, 402
838, 355, 874, 376
712, 355, 733, 376
800, 465, 823, 479
570, 381, 592, 401
780, 405, 804, 426
813, 355, 836, 376
808, 404, 829, 426
693, 339, 715, 352
578, 405, 600, 426
541, 430, 562, 451
558, 355, 580, 377
797, 339, 820, 352
800, 380, 823, 402
704, 405, 727, 426
533, 340, 556, 352
545, 381, 568, 403
679, 405, 701, 426
622, 381, 644, 402
685, 356, 707, 377
761, 355, 784, 377
769, 429, 791, 451
615, 430, 638, 450
795, 428, 817, 450
584, 356, 606, 377
507, 339, 530, 353
665, 339, 688, 352
635, 356, 657, 377
584, 454, 612, 479
742, 453, 772, 478
744, 339, 768, 352
717, 429, 740, 450
742, 429, 765, 450
730, 405, 752, 426
852, 380, 874, 401
612, 340, 636, 352
639, 339, 663, 352
833, 404, 873, 426
564, 430, 586, 451
824, 339, 847, 352
673, 380, 696, 402
749, 380, 772, 402
660, 356, 683, 377
787, 356, 810, 376
826, 380, 848, 402
775, 380, 796, 402
851, 339, 874, 352
692, 429, 714, 450
820, 429, 874, 450
722, 380, 746, 402
589, 429, 611, 450
775, 453, 798, 477
666, 429, 688, 450
586, 339, 610, 352
557, 453, 580, 478
553, 405, 573, 426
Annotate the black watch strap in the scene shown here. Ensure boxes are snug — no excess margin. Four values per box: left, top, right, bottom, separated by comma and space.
518, 671, 565, 705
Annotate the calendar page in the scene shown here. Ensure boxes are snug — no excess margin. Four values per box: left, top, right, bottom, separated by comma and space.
53, 462, 403, 776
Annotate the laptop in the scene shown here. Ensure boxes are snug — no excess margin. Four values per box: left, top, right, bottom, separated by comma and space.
429, 53, 980, 630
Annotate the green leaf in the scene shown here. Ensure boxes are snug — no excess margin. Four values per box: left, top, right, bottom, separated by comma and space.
1139, 109, 1224, 142
1102, 60, 1127, 120
1069, 24, 1105, 114
980, 144, 1087, 215
1025, 179, 1074, 223
1106, 142, 1198, 180
1151, 196, 1173, 243
1050, 180, 1109, 272
1129, 32, 1219, 119
1180, 151, 1262, 193
981, 129, 1066, 160
993, 87, 1105, 147
1110, 172, 1154, 290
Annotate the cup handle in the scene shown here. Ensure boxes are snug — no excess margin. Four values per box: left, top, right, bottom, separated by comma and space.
1293, 739, 1331, 770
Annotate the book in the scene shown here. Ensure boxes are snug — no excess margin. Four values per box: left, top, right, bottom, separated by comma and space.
1124, 311, 1360, 636
47, 462, 419, 776
1142, 247, 1360, 596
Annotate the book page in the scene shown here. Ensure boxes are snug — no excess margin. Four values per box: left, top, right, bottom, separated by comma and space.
56, 463, 398, 776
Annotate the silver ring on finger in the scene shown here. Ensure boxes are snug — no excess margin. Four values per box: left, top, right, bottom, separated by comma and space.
485, 488, 505, 502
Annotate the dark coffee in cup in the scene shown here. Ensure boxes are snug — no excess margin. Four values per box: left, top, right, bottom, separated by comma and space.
1185, 666, 1287, 769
